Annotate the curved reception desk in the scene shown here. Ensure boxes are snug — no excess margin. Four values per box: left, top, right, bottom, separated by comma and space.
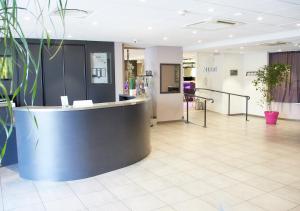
13, 98, 151, 181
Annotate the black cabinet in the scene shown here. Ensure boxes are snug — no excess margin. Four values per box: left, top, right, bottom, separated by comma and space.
43, 45, 65, 106
43, 44, 87, 106
64, 45, 86, 103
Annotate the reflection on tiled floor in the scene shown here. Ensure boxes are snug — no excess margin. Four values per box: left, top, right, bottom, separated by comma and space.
1, 111, 300, 211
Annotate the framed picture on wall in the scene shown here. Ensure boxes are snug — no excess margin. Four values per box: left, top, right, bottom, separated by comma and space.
160, 63, 181, 94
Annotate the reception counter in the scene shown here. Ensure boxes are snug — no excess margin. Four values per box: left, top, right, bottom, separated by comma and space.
13, 98, 151, 181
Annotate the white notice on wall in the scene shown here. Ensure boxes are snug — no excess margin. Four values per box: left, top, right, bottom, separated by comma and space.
91, 53, 109, 84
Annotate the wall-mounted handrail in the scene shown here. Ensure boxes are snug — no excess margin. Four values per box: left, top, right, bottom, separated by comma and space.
184, 93, 214, 128
195, 88, 250, 121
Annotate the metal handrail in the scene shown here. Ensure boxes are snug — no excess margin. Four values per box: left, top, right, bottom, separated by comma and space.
184, 93, 214, 128
195, 88, 250, 121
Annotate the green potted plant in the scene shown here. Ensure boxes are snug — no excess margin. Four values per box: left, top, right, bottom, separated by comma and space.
252, 64, 290, 124
0, 0, 67, 163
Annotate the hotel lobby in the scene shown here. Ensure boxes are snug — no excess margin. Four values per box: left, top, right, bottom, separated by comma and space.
0, 0, 300, 210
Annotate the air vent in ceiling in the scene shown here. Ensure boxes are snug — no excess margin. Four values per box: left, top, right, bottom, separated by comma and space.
260, 41, 291, 46
185, 19, 244, 30
51, 9, 92, 18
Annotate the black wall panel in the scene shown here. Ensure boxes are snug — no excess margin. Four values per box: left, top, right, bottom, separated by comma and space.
42, 45, 65, 106
18, 44, 44, 106
86, 42, 115, 103
64, 45, 86, 103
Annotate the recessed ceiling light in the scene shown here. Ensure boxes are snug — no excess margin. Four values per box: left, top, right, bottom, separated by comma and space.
297, 23, 300, 27
139, 0, 146, 2
192, 30, 197, 34
234, 12, 243, 16
214, 49, 219, 53
277, 49, 282, 52
178, 10, 189, 16
198, 40, 202, 43
257, 16, 263, 21
228, 34, 234, 38
147, 26, 153, 30
163, 36, 168, 41
24, 16, 31, 21
92, 21, 98, 25
67, 35, 72, 38
294, 43, 298, 47
208, 8, 215, 12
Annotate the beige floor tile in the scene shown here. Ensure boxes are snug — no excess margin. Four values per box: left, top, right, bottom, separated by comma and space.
249, 194, 297, 211
160, 172, 196, 186
231, 202, 267, 211
223, 183, 265, 201
290, 205, 300, 211
43, 196, 86, 211
172, 198, 217, 211
180, 180, 217, 197
77, 190, 117, 208
205, 174, 240, 188
134, 177, 173, 192
108, 183, 148, 200
122, 194, 166, 211
244, 176, 285, 192
154, 187, 194, 204
223, 169, 258, 182
272, 187, 300, 203
201, 190, 243, 209
87, 201, 130, 211
263, 172, 300, 185
153, 206, 175, 211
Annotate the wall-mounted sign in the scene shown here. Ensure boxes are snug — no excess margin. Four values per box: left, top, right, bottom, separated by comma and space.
91, 52, 110, 84
203, 66, 217, 72
230, 69, 238, 76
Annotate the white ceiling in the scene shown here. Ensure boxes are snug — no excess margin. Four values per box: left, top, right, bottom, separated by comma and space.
18, 0, 300, 52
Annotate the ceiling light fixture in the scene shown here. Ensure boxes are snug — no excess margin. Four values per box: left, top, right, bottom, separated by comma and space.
139, 0, 146, 2
24, 16, 30, 21
208, 8, 215, 12
163, 36, 168, 41
257, 16, 263, 21
228, 34, 234, 38
297, 23, 300, 27
67, 35, 72, 38
92, 21, 98, 25
198, 40, 202, 43
234, 12, 243, 16
277, 49, 282, 52
214, 49, 219, 53
192, 30, 197, 34
147, 26, 153, 30
178, 10, 189, 16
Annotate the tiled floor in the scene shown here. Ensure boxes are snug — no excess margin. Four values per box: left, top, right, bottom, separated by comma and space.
1, 110, 300, 211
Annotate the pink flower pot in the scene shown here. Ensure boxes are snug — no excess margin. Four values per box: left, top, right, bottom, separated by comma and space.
264, 111, 279, 125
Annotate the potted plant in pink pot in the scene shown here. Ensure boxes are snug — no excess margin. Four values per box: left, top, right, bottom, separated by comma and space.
253, 64, 290, 125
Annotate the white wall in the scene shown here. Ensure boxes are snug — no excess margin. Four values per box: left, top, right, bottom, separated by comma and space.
145, 46, 183, 122
196, 51, 300, 120
114, 42, 124, 101
196, 53, 244, 114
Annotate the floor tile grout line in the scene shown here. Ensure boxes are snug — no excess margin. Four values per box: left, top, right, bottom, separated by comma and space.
94, 175, 135, 210
32, 180, 47, 211
0, 177, 4, 211
65, 181, 90, 210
